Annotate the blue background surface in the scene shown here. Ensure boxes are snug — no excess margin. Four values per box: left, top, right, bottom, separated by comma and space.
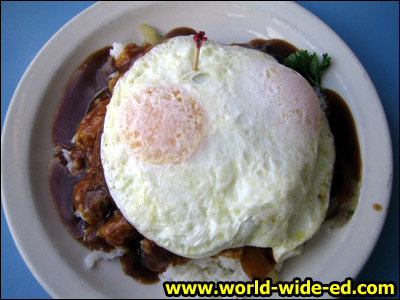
1, 1, 398, 299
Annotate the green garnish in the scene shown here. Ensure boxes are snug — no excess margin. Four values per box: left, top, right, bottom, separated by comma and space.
284, 50, 331, 91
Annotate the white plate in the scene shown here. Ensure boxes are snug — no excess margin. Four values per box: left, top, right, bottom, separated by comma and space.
1, 1, 392, 298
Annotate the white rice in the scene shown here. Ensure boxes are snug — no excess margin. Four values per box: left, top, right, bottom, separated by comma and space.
109, 42, 126, 59
84, 248, 125, 269
108, 72, 119, 79
83, 248, 299, 282
61, 148, 76, 175
84, 248, 252, 282
159, 256, 249, 282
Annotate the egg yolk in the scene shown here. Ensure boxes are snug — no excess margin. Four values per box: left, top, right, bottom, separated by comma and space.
119, 86, 206, 164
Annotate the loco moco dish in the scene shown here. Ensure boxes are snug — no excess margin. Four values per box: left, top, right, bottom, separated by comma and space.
49, 26, 361, 284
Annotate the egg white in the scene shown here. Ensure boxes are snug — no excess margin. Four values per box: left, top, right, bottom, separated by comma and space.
101, 36, 335, 261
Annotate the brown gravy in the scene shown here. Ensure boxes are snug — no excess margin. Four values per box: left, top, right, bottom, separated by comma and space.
234, 39, 298, 64
49, 27, 361, 284
51, 47, 113, 149
323, 89, 362, 224
373, 203, 383, 211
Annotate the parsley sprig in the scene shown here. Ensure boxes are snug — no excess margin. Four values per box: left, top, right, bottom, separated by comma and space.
284, 50, 331, 90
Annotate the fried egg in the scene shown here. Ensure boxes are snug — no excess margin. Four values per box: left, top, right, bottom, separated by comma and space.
101, 36, 335, 262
